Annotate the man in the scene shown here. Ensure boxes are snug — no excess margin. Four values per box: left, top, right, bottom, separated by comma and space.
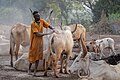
28, 11, 54, 76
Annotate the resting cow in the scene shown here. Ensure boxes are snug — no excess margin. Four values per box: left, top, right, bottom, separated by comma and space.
69, 52, 120, 80
87, 38, 116, 59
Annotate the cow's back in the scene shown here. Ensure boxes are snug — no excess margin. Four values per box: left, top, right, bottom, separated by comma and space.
96, 38, 114, 48
69, 24, 86, 40
11, 23, 30, 47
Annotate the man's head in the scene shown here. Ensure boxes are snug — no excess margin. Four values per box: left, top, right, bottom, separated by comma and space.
32, 11, 40, 22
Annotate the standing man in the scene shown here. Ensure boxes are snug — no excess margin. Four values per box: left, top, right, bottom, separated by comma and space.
28, 11, 54, 76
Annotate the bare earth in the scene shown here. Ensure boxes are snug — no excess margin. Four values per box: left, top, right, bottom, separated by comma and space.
0, 55, 79, 80
0, 32, 120, 80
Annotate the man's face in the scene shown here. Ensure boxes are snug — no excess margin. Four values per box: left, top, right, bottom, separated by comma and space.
34, 13, 40, 21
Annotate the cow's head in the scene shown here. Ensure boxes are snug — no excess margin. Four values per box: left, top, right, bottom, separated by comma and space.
86, 40, 100, 53
69, 53, 81, 73
69, 52, 90, 76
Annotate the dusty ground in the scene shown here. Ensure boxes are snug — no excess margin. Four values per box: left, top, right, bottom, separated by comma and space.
0, 56, 79, 80
0, 28, 120, 80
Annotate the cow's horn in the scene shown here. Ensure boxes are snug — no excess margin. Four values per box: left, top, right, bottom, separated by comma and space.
72, 24, 77, 34
77, 69, 90, 79
58, 18, 63, 30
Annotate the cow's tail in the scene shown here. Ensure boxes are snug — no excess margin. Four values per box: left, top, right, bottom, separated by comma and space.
49, 35, 55, 56
80, 32, 88, 58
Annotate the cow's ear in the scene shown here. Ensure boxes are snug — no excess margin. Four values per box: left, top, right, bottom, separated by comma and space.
90, 42, 92, 44
99, 40, 103, 43
93, 39, 96, 41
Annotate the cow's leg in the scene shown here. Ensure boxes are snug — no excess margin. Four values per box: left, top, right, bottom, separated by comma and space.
99, 51, 102, 59
10, 46, 14, 67
53, 59, 58, 78
44, 61, 48, 76
60, 54, 64, 73
44, 56, 51, 76
100, 48, 105, 59
9, 35, 15, 67
78, 39, 82, 52
111, 46, 116, 55
15, 43, 20, 60
10, 48, 13, 67
65, 51, 71, 74
53, 50, 62, 78
109, 48, 112, 56
43, 59, 46, 71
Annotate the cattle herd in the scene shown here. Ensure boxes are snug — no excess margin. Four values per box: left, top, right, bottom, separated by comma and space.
9, 23, 120, 79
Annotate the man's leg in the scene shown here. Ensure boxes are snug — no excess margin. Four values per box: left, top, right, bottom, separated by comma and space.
28, 63, 32, 75
33, 60, 39, 76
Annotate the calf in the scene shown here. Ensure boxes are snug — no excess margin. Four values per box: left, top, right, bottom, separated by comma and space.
87, 38, 116, 59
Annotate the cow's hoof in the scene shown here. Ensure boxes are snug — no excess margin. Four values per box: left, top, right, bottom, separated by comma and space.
65, 71, 69, 74
10, 62, 13, 67
47, 67, 52, 70
43, 73, 47, 76
55, 75, 59, 78
59, 70, 64, 73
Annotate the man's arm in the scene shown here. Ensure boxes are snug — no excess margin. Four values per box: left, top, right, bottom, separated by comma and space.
49, 25, 54, 30
34, 32, 44, 37
48, 26, 56, 33
43, 19, 55, 30
34, 31, 54, 37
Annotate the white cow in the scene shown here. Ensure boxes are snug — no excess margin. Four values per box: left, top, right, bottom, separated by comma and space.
69, 52, 90, 74
69, 52, 120, 80
44, 26, 74, 78
87, 38, 116, 59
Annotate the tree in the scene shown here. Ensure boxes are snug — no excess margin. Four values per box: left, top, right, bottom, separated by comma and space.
78, 0, 120, 23
92, 0, 120, 22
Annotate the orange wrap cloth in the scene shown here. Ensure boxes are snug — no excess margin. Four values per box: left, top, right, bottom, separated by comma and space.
28, 19, 49, 63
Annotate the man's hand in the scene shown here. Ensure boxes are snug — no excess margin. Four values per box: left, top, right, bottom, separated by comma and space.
36, 32, 44, 37
52, 28, 56, 33
34, 31, 54, 37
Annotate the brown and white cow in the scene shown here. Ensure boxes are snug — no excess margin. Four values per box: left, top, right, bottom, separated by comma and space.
69, 24, 88, 58
69, 24, 87, 51
86, 38, 116, 59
